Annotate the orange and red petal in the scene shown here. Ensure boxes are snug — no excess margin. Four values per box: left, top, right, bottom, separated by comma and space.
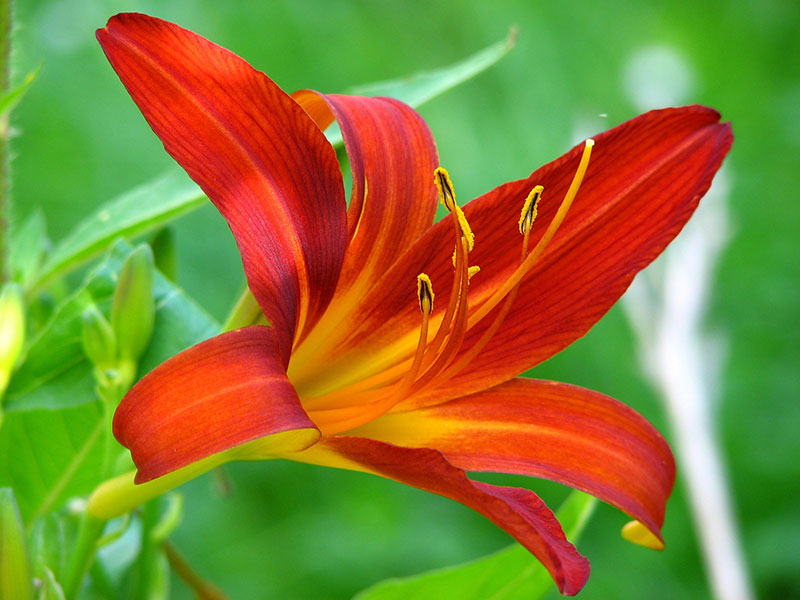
114, 326, 319, 483
353, 378, 675, 542
288, 92, 439, 357
296, 106, 732, 398
290, 436, 590, 595
97, 14, 347, 363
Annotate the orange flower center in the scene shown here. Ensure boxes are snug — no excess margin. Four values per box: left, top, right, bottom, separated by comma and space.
305, 140, 594, 435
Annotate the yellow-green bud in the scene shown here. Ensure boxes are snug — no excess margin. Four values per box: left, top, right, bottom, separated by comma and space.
111, 245, 155, 361
0, 283, 25, 397
81, 305, 117, 368
0, 488, 34, 600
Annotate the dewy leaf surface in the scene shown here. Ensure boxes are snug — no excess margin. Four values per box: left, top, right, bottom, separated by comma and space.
354, 491, 595, 600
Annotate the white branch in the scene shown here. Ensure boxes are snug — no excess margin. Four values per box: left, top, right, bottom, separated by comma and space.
622, 171, 753, 600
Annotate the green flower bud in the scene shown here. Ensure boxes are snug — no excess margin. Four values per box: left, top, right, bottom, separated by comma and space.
0, 283, 25, 397
150, 227, 177, 282
0, 488, 34, 600
111, 245, 155, 361
81, 305, 117, 368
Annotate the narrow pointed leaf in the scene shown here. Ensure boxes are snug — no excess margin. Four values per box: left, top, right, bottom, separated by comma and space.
348, 28, 516, 112
0, 64, 41, 117
33, 171, 205, 290
322, 28, 516, 147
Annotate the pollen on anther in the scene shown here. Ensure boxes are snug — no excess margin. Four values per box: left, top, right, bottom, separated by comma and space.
434, 167, 456, 211
435, 166, 475, 252
518, 185, 543, 234
417, 274, 434, 315
468, 266, 481, 280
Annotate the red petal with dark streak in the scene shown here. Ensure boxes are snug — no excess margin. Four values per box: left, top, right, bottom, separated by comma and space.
293, 107, 732, 400
289, 91, 439, 353
97, 14, 347, 363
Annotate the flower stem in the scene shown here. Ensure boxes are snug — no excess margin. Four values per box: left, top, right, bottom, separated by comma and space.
164, 541, 229, 600
0, 0, 12, 283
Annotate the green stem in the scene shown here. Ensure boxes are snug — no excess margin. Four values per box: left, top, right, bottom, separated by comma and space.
131, 498, 163, 600
0, 0, 12, 283
62, 512, 105, 600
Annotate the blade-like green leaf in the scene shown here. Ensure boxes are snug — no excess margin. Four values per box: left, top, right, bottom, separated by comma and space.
354, 490, 596, 600
0, 64, 41, 117
326, 28, 515, 147
8, 209, 48, 288
0, 402, 104, 523
348, 28, 516, 103
5, 240, 219, 412
32, 171, 206, 291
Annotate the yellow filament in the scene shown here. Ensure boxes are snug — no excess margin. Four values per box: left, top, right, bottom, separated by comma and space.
468, 139, 594, 328
412, 190, 535, 394
310, 288, 431, 435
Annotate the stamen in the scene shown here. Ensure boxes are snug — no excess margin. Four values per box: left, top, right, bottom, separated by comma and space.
518, 185, 543, 234
411, 236, 471, 392
413, 186, 538, 392
435, 166, 475, 251
468, 265, 481, 280
309, 274, 433, 435
417, 273, 434, 315
468, 139, 594, 328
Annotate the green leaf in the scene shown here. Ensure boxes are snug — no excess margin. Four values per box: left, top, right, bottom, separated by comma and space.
0, 402, 104, 524
325, 29, 516, 147
349, 28, 516, 105
0, 64, 41, 118
32, 171, 206, 291
354, 490, 596, 600
0, 488, 35, 599
8, 210, 48, 288
0, 243, 219, 522
4, 241, 218, 412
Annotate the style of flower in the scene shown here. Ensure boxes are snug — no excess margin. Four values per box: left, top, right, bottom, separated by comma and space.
93, 13, 732, 595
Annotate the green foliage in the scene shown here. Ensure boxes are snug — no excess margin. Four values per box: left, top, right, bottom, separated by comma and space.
0, 242, 218, 523
0, 487, 34, 600
32, 172, 206, 291
355, 491, 595, 600
110, 244, 155, 362
0, 65, 40, 119
8, 210, 47, 288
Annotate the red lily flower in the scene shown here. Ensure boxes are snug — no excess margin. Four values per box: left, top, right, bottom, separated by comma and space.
95, 13, 732, 595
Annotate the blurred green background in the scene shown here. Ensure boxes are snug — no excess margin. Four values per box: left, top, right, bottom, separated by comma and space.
8, 0, 799, 598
